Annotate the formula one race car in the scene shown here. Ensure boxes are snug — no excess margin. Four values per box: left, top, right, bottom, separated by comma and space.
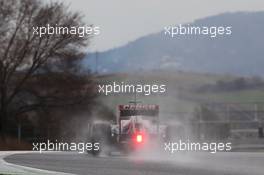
87, 104, 168, 156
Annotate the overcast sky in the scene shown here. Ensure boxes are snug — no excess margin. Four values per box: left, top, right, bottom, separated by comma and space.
55, 0, 264, 51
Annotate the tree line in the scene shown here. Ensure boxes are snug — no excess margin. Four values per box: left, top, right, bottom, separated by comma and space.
0, 0, 110, 147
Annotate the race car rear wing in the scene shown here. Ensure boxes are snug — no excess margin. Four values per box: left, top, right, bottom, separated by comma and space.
118, 104, 159, 119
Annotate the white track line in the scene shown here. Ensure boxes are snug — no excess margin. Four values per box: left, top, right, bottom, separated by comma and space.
0, 151, 75, 175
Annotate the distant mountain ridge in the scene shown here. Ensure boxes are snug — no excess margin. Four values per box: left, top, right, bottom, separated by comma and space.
84, 12, 264, 76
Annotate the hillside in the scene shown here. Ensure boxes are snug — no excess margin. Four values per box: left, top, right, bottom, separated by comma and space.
85, 11, 264, 76
96, 71, 264, 120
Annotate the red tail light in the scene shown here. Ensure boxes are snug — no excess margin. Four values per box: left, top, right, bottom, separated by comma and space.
136, 134, 143, 143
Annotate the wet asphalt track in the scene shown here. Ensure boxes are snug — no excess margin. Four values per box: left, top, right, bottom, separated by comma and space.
4, 152, 264, 175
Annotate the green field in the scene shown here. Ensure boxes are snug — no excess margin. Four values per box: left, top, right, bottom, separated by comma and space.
96, 71, 264, 119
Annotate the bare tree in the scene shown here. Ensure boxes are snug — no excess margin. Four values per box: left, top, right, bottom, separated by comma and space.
0, 0, 94, 137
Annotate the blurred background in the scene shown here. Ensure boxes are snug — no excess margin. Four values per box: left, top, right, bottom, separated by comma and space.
1, 0, 264, 151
